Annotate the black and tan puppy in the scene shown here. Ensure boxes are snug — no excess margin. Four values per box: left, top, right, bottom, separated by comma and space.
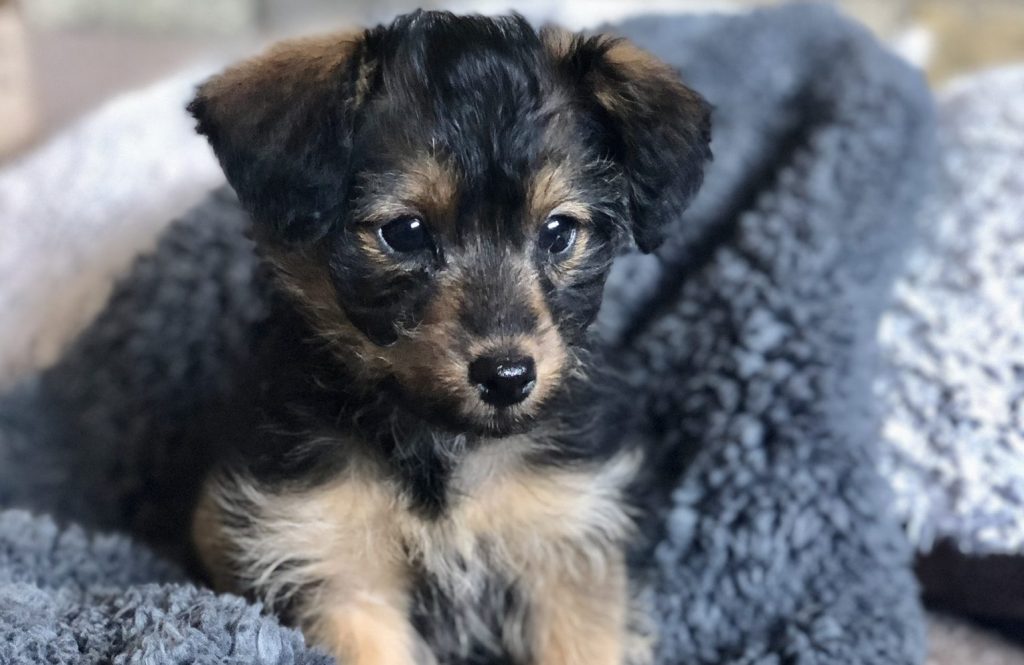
188, 10, 710, 665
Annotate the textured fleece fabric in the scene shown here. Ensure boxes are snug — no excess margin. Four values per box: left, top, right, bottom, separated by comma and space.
877, 65, 1024, 555
0, 67, 222, 389
0, 5, 936, 664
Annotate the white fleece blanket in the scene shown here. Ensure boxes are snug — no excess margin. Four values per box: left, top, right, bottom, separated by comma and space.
0, 67, 223, 386
877, 65, 1024, 555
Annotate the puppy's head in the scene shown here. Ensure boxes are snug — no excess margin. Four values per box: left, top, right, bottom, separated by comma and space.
189, 11, 711, 437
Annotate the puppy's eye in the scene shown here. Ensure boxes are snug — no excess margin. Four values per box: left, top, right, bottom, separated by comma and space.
537, 215, 577, 255
379, 216, 431, 253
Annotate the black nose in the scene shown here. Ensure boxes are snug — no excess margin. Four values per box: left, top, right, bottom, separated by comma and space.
468, 356, 536, 408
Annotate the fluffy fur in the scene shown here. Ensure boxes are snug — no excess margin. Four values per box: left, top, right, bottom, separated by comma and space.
186, 10, 710, 665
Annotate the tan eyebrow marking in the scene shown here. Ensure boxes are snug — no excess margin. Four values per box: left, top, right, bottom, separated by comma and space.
353, 156, 460, 231
527, 161, 593, 227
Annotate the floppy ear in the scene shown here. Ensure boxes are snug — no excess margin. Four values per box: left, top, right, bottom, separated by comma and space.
188, 31, 376, 243
542, 29, 712, 253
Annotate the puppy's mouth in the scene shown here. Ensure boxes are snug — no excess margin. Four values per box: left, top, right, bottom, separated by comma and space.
382, 375, 548, 439
465, 401, 541, 438
435, 394, 547, 439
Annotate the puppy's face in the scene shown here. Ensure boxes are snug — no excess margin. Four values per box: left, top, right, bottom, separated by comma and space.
190, 12, 711, 437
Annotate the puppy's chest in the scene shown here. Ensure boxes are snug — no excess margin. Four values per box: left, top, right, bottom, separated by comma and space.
346, 466, 549, 663
219, 449, 634, 661
239, 448, 633, 594
266, 455, 624, 570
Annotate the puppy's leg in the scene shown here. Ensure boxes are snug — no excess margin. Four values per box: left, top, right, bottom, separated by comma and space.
294, 495, 423, 665
193, 477, 422, 665
528, 551, 630, 665
306, 587, 421, 665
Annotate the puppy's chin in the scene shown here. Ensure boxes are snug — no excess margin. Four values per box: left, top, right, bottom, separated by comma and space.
424, 400, 541, 439
380, 378, 540, 439
465, 409, 539, 439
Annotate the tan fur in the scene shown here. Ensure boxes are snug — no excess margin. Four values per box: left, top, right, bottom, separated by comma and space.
314, 596, 421, 665
592, 41, 673, 117
194, 449, 636, 665
539, 26, 576, 62
540, 27, 703, 122
530, 552, 629, 665
601, 39, 670, 80
352, 156, 460, 231
197, 30, 372, 119
527, 161, 593, 227
258, 241, 386, 383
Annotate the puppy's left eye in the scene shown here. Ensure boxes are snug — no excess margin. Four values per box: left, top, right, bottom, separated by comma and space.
379, 216, 431, 253
538, 215, 577, 255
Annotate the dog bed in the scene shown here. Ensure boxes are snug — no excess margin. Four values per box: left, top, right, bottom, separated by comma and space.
0, 5, 936, 664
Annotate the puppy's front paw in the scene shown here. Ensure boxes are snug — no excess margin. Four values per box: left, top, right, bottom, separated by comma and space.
314, 595, 420, 665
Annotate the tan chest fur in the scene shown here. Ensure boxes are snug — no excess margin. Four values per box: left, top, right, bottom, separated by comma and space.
197, 444, 634, 606
194, 444, 639, 665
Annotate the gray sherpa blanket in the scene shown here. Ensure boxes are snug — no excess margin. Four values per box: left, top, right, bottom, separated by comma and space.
0, 5, 936, 664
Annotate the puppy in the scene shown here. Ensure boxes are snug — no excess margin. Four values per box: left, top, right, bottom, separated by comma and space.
188, 11, 710, 665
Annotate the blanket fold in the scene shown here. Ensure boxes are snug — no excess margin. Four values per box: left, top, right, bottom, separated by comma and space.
0, 5, 936, 664
604, 9, 935, 663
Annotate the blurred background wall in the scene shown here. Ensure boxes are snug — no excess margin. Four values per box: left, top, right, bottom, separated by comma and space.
1, 0, 1023, 160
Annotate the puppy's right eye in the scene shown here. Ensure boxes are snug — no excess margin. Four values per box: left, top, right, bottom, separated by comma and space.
538, 215, 578, 255
379, 216, 431, 254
